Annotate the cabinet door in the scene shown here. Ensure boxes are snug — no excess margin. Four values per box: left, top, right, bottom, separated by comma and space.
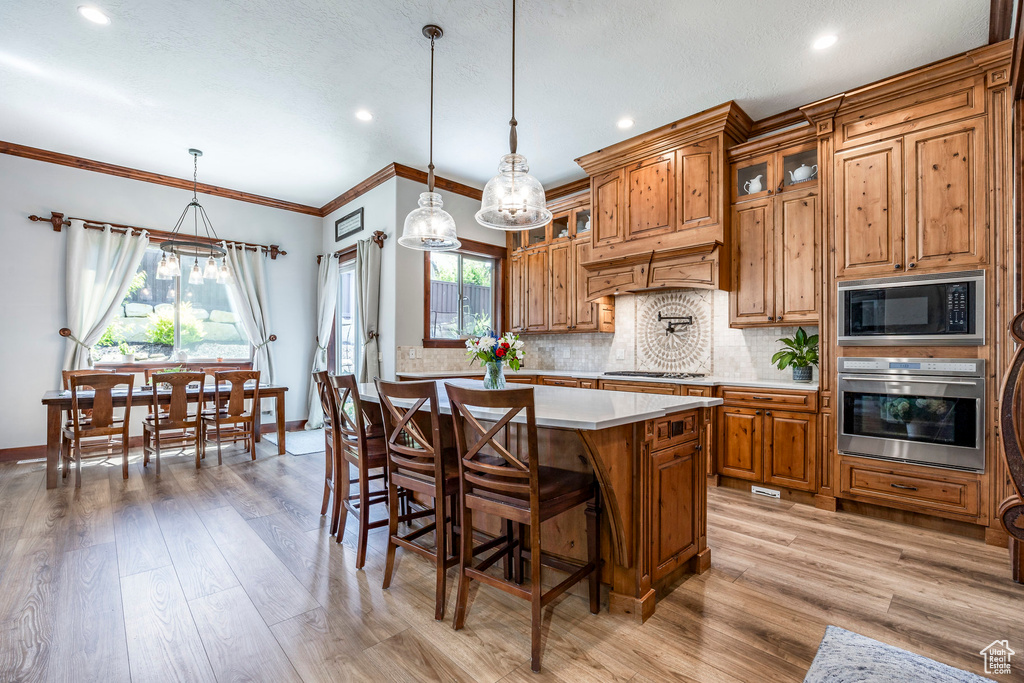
904, 119, 986, 271
524, 248, 548, 331
572, 237, 597, 331
774, 189, 819, 325
677, 138, 719, 232
548, 242, 572, 332
718, 407, 762, 481
626, 153, 675, 241
592, 169, 625, 248
651, 440, 698, 581
730, 198, 774, 325
509, 253, 524, 332
763, 410, 816, 491
835, 139, 904, 278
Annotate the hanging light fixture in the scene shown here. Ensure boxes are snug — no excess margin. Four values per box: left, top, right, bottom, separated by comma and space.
398, 25, 460, 251
158, 149, 231, 282
475, 0, 551, 231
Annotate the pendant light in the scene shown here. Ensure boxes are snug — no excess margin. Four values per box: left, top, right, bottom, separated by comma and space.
475, 0, 551, 231
398, 25, 460, 252
157, 149, 231, 282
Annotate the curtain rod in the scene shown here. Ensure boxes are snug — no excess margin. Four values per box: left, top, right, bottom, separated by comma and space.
29, 211, 287, 259
316, 229, 387, 264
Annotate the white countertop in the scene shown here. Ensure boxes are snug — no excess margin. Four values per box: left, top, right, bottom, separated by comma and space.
359, 379, 722, 431
396, 368, 818, 391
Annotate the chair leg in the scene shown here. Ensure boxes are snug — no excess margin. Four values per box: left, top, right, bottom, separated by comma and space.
194, 425, 202, 469
61, 435, 69, 479
434, 493, 447, 621
154, 429, 161, 476
587, 488, 601, 615
530, 521, 543, 673
143, 430, 150, 468
335, 462, 350, 544
504, 519, 514, 580
122, 432, 130, 480
382, 478, 399, 590
75, 441, 82, 489
452, 502, 473, 631
216, 420, 222, 466
321, 443, 332, 516
515, 523, 525, 585
250, 420, 257, 460
355, 465, 371, 569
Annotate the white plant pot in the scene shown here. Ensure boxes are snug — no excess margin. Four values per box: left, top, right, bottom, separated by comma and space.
121, 354, 135, 363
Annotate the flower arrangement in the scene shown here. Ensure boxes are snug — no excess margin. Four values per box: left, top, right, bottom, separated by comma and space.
465, 331, 524, 371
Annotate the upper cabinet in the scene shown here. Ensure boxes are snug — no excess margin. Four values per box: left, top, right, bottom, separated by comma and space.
729, 135, 820, 327
834, 117, 986, 278
625, 152, 676, 242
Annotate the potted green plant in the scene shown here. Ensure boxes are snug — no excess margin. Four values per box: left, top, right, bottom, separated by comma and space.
771, 327, 818, 383
118, 342, 136, 363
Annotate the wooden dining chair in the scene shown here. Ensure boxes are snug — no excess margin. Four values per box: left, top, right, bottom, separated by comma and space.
61, 373, 134, 487
314, 370, 342, 535
200, 370, 261, 465
445, 383, 601, 673
143, 371, 205, 473
61, 368, 117, 453
330, 373, 390, 568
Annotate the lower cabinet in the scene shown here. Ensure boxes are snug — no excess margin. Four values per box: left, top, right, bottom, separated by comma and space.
719, 407, 763, 481
651, 434, 700, 581
598, 380, 678, 395
539, 376, 580, 388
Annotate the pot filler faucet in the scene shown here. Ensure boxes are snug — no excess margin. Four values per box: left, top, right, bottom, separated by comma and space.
657, 312, 693, 335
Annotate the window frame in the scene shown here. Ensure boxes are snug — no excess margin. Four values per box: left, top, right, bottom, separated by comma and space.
326, 248, 358, 375
422, 237, 506, 348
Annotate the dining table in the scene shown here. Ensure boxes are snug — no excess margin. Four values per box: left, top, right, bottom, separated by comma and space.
39, 383, 287, 489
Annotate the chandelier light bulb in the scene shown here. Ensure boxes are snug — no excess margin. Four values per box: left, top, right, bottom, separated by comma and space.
203, 255, 219, 279
156, 254, 171, 280
167, 253, 181, 277
188, 260, 204, 285
217, 262, 232, 284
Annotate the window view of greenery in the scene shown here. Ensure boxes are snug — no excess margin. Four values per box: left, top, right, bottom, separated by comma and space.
93, 248, 250, 362
428, 252, 494, 339
336, 264, 358, 376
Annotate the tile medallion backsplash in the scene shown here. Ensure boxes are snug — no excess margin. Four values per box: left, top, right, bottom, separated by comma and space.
395, 289, 818, 383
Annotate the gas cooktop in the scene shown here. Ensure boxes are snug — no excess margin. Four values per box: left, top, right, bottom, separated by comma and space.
603, 371, 707, 380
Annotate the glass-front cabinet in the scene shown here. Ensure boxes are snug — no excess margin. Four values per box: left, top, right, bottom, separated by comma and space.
779, 144, 818, 192
732, 143, 818, 203
507, 196, 592, 253
733, 155, 772, 203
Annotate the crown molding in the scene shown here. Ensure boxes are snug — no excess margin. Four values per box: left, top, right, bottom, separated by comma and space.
318, 162, 483, 217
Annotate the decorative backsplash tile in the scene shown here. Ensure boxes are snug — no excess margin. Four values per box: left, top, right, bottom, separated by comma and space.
395, 288, 818, 383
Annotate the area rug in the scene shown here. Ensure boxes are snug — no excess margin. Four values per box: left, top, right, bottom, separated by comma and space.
263, 428, 326, 455
804, 626, 995, 682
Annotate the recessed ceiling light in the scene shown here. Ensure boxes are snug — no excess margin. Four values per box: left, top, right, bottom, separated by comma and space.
78, 6, 111, 25
813, 34, 838, 50
617, 117, 634, 129
355, 110, 373, 121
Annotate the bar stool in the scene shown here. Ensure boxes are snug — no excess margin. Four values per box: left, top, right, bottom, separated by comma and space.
330, 373, 390, 568
314, 370, 341, 535
200, 370, 261, 464
62, 373, 134, 487
143, 371, 205, 473
445, 383, 601, 673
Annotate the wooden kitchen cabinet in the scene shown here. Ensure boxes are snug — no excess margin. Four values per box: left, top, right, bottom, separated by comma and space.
651, 439, 699, 581
626, 152, 675, 242
524, 248, 548, 331
719, 407, 763, 481
676, 138, 720, 237
591, 168, 625, 248
599, 380, 678, 395
731, 198, 774, 324
572, 237, 613, 332
774, 189, 819, 324
548, 242, 572, 331
763, 409, 816, 491
509, 253, 524, 332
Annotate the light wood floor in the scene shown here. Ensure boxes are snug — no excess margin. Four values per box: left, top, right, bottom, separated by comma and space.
0, 440, 1019, 682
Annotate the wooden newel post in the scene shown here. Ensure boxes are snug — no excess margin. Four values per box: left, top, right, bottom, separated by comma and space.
998, 311, 1024, 582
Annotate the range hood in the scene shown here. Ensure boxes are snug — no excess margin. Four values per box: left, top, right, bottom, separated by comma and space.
580, 243, 723, 300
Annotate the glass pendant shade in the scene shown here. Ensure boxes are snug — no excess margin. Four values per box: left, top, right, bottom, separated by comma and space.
167, 253, 181, 277
399, 192, 461, 251
476, 153, 552, 230
203, 256, 219, 279
217, 262, 232, 284
188, 261, 204, 285
156, 255, 172, 280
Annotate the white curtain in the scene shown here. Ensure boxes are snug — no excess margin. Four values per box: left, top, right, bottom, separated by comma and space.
225, 243, 276, 383
355, 238, 381, 382
305, 255, 340, 429
63, 221, 150, 370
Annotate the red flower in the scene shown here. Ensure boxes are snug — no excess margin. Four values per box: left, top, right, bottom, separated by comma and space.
496, 347, 507, 358
501, 342, 510, 349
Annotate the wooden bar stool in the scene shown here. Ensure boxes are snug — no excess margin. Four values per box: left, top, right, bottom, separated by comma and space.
330, 373, 390, 568
314, 370, 341, 535
62, 373, 134, 487
445, 383, 601, 673
200, 370, 261, 465
143, 371, 205, 473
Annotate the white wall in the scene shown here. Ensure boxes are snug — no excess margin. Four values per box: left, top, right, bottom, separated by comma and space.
320, 175, 502, 379
0, 153, 321, 449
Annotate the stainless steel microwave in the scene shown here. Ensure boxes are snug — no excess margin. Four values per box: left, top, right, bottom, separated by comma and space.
838, 270, 984, 346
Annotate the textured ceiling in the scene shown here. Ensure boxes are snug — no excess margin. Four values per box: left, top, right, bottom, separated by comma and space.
0, 0, 989, 206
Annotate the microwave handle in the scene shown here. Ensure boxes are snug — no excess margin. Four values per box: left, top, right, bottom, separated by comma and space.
841, 376, 979, 386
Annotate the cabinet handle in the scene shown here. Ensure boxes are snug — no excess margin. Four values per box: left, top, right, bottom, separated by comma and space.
695, 444, 702, 452
894, 263, 902, 269
765, 411, 772, 416
777, 316, 784, 322
768, 316, 775, 321
776, 181, 784, 193
752, 396, 772, 400
755, 410, 761, 415
908, 262, 917, 269
890, 483, 918, 491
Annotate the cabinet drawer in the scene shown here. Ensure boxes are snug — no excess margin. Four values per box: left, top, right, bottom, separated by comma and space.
652, 412, 699, 450
539, 377, 580, 388
579, 379, 597, 389
839, 459, 980, 519
719, 387, 817, 412
505, 376, 536, 385
599, 380, 678, 395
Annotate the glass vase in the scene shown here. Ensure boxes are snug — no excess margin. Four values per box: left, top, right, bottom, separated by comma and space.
483, 361, 506, 390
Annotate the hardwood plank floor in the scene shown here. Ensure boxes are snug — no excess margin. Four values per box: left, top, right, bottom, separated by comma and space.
0, 442, 1020, 682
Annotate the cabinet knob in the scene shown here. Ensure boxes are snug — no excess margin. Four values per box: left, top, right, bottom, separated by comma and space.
777, 316, 783, 322
908, 262, 917, 269
755, 410, 761, 415
766, 411, 772, 416
894, 263, 902, 269
768, 316, 775, 321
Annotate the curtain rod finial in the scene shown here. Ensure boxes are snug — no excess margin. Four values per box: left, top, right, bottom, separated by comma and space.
371, 230, 387, 248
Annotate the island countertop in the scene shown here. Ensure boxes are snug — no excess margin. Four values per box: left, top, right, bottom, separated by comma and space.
358, 378, 721, 431
396, 369, 819, 391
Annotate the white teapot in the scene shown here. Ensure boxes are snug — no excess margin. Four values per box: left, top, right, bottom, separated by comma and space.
743, 174, 763, 194
789, 164, 817, 183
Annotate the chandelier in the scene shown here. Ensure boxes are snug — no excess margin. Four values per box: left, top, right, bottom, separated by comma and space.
156, 149, 232, 284
475, 0, 552, 231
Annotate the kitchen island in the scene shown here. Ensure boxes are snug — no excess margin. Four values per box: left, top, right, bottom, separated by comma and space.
359, 379, 722, 621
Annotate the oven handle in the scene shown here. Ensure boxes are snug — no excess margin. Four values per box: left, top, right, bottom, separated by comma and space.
839, 376, 980, 386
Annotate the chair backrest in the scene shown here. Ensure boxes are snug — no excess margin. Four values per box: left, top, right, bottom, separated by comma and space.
144, 366, 184, 385
212, 370, 261, 419
444, 383, 539, 505
62, 368, 110, 390
150, 371, 205, 427
376, 378, 445, 485
330, 373, 368, 447
69, 372, 134, 436
314, 370, 336, 430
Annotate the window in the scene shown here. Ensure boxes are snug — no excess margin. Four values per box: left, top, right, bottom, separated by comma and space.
93, 247, 250, 363
335, 260, 359, 376
424, 238, 505, 347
